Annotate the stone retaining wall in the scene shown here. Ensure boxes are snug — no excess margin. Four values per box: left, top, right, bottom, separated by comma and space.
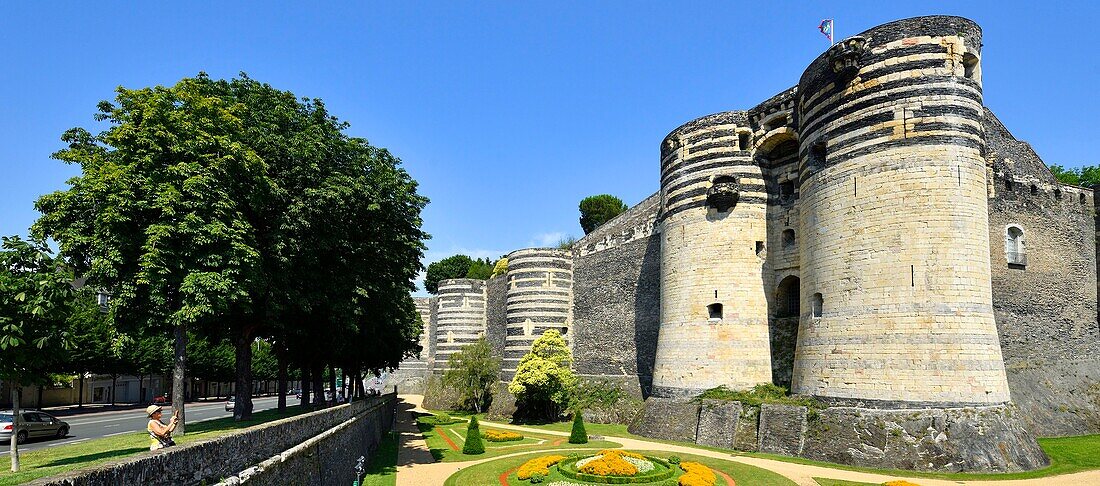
30, 394, 397, 486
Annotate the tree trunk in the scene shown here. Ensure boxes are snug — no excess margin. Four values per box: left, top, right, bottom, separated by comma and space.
312, 363, 324, 407
327, 364, 337, 403
172, 322, 188, 435
277, 354, 288, 411
300, 365, 311, 408
233, 333, 254, 421
138, 374, 145, 403
10, 387, 20, 472
77, 373, 84, 409
110, 376, 117, 406
36, 386, 43, 411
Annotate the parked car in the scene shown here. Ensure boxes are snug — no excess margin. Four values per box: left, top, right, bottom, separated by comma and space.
1, 411, 70, 445
225, 396, 234, 412
153, 395, 168, 404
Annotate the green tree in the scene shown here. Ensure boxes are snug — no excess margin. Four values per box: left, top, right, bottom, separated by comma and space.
462, 416, 485, 455
491, 258, 509, 278
508, 329, 578, 420
187, 335, 236, 397
465, 258, 493, 280
0, 236, 76, 472
1049, 164, 1100, 188
424, 255, 474, 293
64, 291, 117, 408
442, 337, 501, 413
569, 412, 588, 444
578, 194, 628, 234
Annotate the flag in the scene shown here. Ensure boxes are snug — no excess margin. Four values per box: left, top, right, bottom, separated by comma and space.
819, 19, 834, 44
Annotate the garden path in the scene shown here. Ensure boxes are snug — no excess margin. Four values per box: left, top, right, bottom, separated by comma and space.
396, 395, 1100, 486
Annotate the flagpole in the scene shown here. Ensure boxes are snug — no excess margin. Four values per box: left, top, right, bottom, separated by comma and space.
833, 19, 836, 45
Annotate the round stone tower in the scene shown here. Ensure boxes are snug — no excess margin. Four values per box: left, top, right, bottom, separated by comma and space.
431, 278, 488, 373
792, 16, 1010, 405
503, 248, 574, 382
651, 111, 773, 398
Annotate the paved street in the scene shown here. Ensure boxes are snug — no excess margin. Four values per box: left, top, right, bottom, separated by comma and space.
2, 395, 286, 455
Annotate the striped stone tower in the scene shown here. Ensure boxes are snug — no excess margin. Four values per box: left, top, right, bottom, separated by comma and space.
502, 248, 574, 381
791, 16, 1010, 405
400, 297, 432, 374
431, 279, 488, 373
651, 111, 773, 398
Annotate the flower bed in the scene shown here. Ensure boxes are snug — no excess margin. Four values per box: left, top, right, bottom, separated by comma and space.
677, 462, 717, 486
484, 429, 525, 442
557, 452, 676, 484
518, 455, 567, 480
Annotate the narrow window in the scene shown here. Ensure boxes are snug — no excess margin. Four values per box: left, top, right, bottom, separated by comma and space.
708, 303, 724, 321
1055, 189, 1063, 199
782, 229, 796, 248
811, 293, 823, 318
1030, 184, 1038, 195
1080, 193, 1087, 205
739, 132, 751, 151
962, 53, 979, 81
755, 241, 766, 257
1005, 179, 1013, 191
809, 141, 827, 169
1006, 226, 1026, 268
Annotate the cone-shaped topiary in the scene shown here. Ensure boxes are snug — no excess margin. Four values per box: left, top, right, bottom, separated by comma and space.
462, 416, 486, 454
569, 411, 588, 444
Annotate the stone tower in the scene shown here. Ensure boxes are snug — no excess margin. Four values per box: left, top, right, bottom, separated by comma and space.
431, 278, 488, 373
791, 16, 1011, 405
651, 112, 774, 397
502, 248, 574, 381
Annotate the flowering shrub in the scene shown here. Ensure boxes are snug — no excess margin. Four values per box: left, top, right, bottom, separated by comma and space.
679, 462, 717, 486
578, 453, 638, 476
882, 482, 921, 486
517, 455, 566, 480
483, 429, 524, 442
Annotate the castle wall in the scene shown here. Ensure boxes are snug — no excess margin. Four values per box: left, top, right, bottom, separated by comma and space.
652, 111, 773, 398
984, 109, 1100, 436
502, 248, 574, 381
792, 16, 1010, 405
485, 274, 508, 370
387, 297, 433, 392
431, 279, 487, 373
572, 192, 661, 395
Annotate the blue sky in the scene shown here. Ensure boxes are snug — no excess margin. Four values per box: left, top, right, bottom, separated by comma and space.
1, 2, 1096, 294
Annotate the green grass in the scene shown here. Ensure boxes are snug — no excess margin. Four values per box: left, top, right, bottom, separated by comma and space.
444, 450, 796, 486
0, 405, 308, 486
417, 413, 620, 462
486, 418, 1100, 481
812, 479, 878, 486
360, 430, 399, 486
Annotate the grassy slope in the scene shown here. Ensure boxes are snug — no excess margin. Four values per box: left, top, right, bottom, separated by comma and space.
444, 450, 796, 486
360, 430, 399, 486
0, 405, 307, 486
509, 421, 1100, 482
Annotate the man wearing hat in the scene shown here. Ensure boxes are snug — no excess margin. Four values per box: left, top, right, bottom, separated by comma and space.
146, 404, 180, 451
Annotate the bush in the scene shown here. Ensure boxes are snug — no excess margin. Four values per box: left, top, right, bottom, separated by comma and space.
435, 413, 451, 424
528, 472, 545, 483
667, 456, 681, 465
697, 383, 819, 409
462, 416, 485, 454
569, 412, 589, 444
491, 258, 508, 277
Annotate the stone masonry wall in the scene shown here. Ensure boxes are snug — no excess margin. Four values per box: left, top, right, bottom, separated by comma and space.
984, 108, 1100, 436
31, 395, 397, 486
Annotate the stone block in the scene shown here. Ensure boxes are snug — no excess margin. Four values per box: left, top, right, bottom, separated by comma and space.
695, 399, 742, 449
628, 397, 700, 443
758, 403, 807, 455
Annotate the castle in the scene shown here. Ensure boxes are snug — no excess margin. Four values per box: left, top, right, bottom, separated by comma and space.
399, 16, 1100, 472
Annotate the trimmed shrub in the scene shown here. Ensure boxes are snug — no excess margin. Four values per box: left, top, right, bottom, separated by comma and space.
667, 456, 681, 465
528, 472, 545, 483
569, 412, 589, 444
462, 416, 485, 454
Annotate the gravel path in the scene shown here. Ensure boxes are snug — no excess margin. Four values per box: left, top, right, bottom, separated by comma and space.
395, 395, 1100, 486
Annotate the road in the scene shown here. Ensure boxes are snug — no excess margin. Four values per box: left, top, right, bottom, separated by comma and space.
1, 395, 285, 455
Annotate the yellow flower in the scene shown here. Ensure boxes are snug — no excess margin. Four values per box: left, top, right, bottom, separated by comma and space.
679, 462, 718, 486
516, 455, 565, 480
579, 452, 638, 476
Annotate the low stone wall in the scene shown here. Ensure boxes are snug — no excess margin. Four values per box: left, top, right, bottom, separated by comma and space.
631, 398, 1049, 473
31, 394, 397, 486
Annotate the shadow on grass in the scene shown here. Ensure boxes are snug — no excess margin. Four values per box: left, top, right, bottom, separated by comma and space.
40, 447, 148, 468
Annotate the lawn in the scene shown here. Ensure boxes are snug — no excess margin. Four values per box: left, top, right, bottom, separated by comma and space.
812, 480, 878, 486
417, 413, 620, 462
444, 450, 797, 486
494, 419, 1100, 482
0, 405, 308, 486
360, 429, 399, 486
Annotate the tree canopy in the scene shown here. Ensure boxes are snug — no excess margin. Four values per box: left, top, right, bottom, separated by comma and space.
508, 329, 578, 419
1049, 164, 1100, 188
424, 255, 474, 293
579, 194, 628, 234
442, 337, 501, 413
